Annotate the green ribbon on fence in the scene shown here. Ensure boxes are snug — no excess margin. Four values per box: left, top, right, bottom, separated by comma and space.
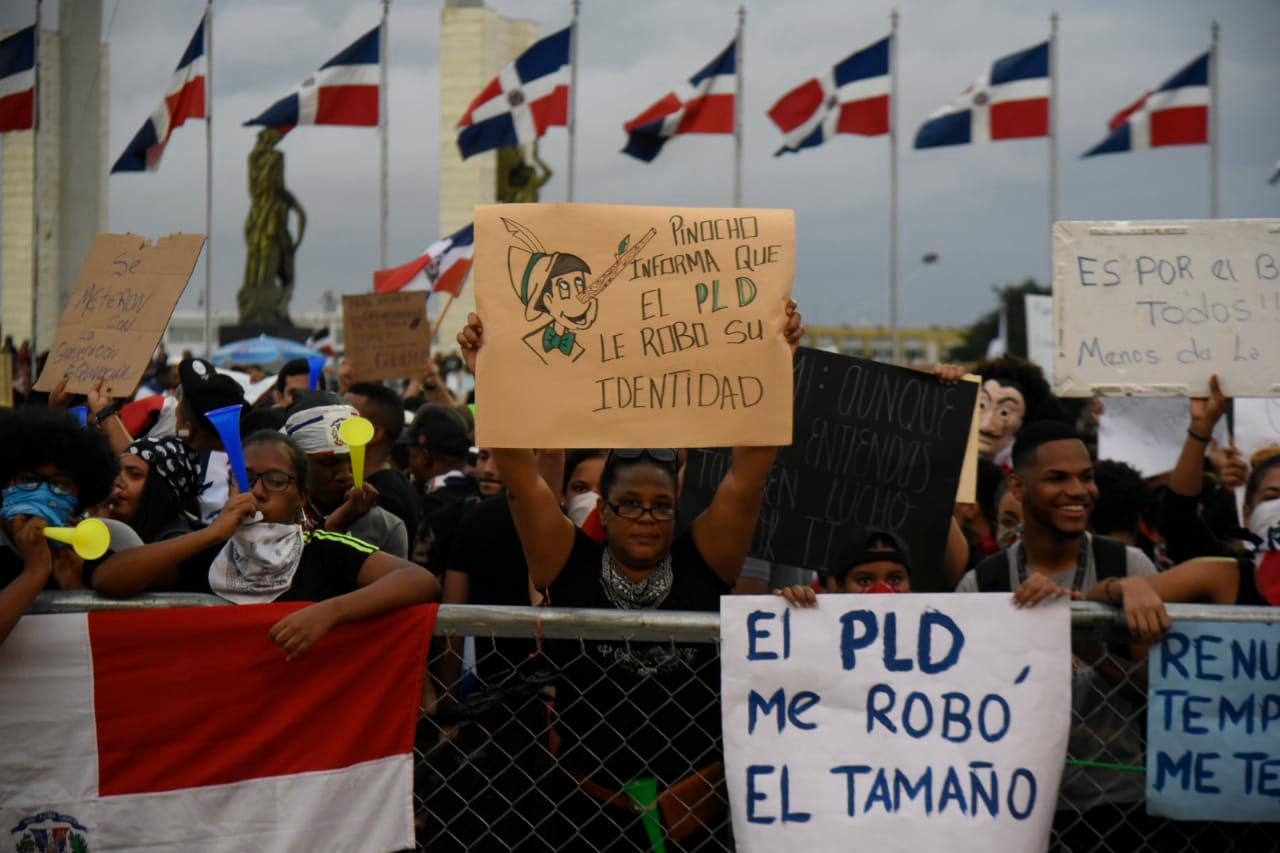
625, 777, 666, 853
1065, 758, 1146, 774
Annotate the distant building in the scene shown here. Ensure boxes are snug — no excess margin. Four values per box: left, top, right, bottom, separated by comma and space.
801, 325, 965, 365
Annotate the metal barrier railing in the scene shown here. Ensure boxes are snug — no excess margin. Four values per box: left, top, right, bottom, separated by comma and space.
24, 594, 1280, 851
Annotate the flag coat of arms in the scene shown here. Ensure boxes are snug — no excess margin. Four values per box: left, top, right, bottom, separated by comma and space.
622, 39, 736, 162
769, 36, 890, 155
915, 41, 1050, 148
0, 25, 35, 133
0, 603, 436, 852
1083, 53, 1209, 156
375, 223, 475, 296
245, 27, 380, 130
111, 16, 206, 172
456, 28, 570, 160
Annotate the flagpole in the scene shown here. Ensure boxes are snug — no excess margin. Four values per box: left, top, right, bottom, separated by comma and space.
431, 294, 457, 343
1209, 20, 1219, 219
566, 0, 580, 202
733, 6, 745, 207
889, 9, 900, 364
1048, 12, 1059, 271
379, 0, 390, 267
30, 0, 41, 357
203, 0, 214, 357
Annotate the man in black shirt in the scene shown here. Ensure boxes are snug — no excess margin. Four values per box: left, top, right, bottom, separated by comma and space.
346, 381, 421, 542
400, 404, 479, 570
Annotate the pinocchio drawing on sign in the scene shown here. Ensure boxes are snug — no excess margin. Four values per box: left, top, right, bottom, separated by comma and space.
503, 217, 656, 364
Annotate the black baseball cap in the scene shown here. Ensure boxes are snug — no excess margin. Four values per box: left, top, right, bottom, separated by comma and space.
178, 358, 246, 416
398, 403, 472, 458
828, 529, 912, 583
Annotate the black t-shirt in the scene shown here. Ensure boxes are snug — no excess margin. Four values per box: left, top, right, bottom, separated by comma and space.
177, 530, 373, 602
548, 527, 728, 788
446, 494, 538, 679
1158, 489, 1268, 606
414, 475, 482, 571
367, 467, 421, 544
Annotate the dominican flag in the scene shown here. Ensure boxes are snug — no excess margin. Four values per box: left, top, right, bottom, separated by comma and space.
374, 223, 475, 296
1083, 53, 1209, 157
245, 27, 379, 130
111, 16, 206, 172
769, 36, 890, 156
0, 604, 435, 851
622, 39, 736, 162
0, 25, 35, 133
915, 41, 1050, 148
456, 28, 570, 160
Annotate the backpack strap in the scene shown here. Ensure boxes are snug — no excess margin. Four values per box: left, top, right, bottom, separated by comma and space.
1091, 534, 1130, 582
974, 550, 1015, 593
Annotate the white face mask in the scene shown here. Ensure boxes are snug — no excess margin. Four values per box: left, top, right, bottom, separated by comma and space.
1248, 497, 1280, 550
565, 491, 599, 528
208, 520, 305, 604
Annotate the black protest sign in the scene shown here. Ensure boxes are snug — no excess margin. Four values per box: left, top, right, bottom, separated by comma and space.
681, 348, 977, 591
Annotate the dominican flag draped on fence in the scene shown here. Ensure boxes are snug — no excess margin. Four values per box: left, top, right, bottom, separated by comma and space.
1083, 53, 1209, 156
622, 39, 737, 162
245, 27, 380, 130
110, 16, 206, 172
455, 28, 570, 160
914, 41, 1050, 148
374, 223, 475, 296
0, 25, 35, 133
768, 36, 890, 156
0, 604, 436, 851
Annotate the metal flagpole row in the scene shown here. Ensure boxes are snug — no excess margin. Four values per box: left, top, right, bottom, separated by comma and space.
379, 0, 390, 268
203, 0, 214, 357
1209, 20, 1219, 219
566, 0, 580, 202
888, 9, 900, 364
733, 6, 744, 208
30, 0, 42, 356
1048, 11, 1059, 273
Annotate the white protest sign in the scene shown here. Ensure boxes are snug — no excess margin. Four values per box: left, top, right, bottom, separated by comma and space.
721, 595, 1070, 853
1232, 397, 1280, 462
1097, 396, 1228, 477
1053, 219, 1280, 397
1024, 294, 1055, 386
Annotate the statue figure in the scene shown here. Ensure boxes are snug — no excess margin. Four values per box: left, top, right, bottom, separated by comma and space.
496, 142, 553, 204
240, 128, 306, 327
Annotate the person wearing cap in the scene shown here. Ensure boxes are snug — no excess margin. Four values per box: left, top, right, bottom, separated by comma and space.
108, 436, 203, 544
282, 396, 408, 558
775, 529, 914, 607
175, 357, 248, 526
401, 403, 479, 569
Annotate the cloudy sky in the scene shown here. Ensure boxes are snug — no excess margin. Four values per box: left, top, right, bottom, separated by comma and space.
4, 0, 1278, 330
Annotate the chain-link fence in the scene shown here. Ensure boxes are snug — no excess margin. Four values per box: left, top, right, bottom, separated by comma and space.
29, 595, 1280, 852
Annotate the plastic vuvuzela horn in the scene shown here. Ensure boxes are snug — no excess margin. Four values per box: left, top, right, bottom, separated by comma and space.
338, 416, 375, 490
42, 518, 111, 560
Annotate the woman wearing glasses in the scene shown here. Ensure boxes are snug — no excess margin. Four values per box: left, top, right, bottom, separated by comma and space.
457, 300, 803, 850
94, 431, 438, 660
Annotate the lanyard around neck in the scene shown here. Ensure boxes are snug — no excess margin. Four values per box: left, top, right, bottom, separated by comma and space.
1016, 535, 1088, 592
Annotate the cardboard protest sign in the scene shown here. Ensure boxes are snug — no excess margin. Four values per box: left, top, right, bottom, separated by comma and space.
1148, 620, 1280, 821
35, 233, 205, 397
954, 372, 982, 505
721, 595, 1070, 852
472, 203, 795, 448
1232, 398, 1280, 462
681, 349, 977, 591
1097, 396, 1228, 477
1023, 294, 1055, 386
342, 291, 430, 381
0, 352, 11, 408
1053, 219, 1280, 397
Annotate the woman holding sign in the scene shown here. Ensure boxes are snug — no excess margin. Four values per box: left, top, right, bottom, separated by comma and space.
457, 302, 803, 850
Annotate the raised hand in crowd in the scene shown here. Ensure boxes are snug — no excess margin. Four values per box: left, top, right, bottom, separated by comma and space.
457, 312, 484, 375
325, 482, 380, 532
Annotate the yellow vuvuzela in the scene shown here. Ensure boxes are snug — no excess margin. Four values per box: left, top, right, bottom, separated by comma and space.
338, 416, 375, 490
42, 518, 111, 560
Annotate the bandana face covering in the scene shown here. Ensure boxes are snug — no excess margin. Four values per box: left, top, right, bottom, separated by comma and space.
565, 491, 598, 528
856, 581, 907, 595
208, 521, 305, 604
2, 483, 77, 527
1247, 497, 1280, 605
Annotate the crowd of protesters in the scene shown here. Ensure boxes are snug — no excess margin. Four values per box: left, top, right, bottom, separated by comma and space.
1, 302, 1276, 850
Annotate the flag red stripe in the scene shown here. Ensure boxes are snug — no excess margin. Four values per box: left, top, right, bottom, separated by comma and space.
990, 98, 1049, 140
375, 253, 433, 293
0, 89, 34, 132
675, 93, 734, 134
316, 85, 379, 126
1109, 91, 1151, 132
164, 76, 207, 132
91, 603, 436, 796
768, 78, 824, 133
457, 77, 502, 127
836, 95, 890, 136
432, 259, 472, 297
531, 86, 569, 133
1151, 105, 1208, 147
625, 92, 681, 133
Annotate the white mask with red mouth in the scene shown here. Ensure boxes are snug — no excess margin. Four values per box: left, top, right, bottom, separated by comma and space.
978, 379, 1028, 466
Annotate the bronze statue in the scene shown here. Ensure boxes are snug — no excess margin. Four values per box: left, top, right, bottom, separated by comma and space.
496, 142, 553, 204
240, 128, 306, 326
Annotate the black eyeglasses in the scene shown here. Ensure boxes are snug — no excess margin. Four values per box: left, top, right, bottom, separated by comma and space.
8, 472, 76, 496
607, 448, 679, 466
605, 499, 676, 522
247, 469, 298, 493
